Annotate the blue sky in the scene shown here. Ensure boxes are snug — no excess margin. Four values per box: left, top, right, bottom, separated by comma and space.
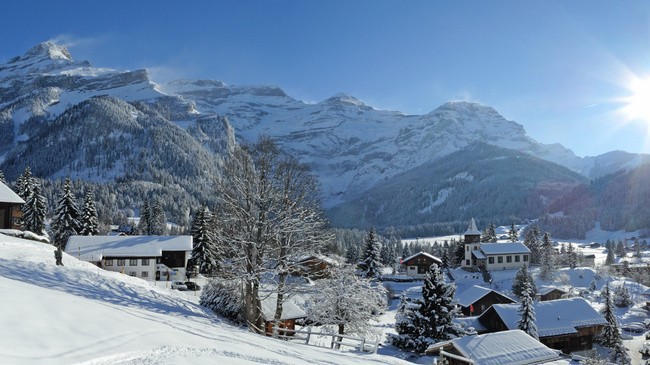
2, 0, 650, 157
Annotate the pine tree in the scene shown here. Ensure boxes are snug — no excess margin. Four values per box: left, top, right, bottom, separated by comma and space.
517, 282, 538, 339
50, 178, 81, 250
417, 263, 462, 350
361, 228, 382, 278
566, 242, 577, 269
79, 188, 100, 235
22, 182, 47, 236
539, 232, 556, 281
390, 293, 421, 351
0, 170, 5, 184
402, 242, 412, 259
615, 240, 626, 258
482, 223, 497, 243
605, 241, 616, 265
190, 206, 218, 275
611, 342, 631, 365
509, 223, 518, 242
15, 166, 33, 200
512, 264, 537, 298
345, 243, 359, 265
599, 284, 622, 348
524, 225, 542, 263
138, 200, 151, 235
150, 199, 167, 235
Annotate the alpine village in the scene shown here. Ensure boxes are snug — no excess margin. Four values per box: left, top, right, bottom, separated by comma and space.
3, 38, 650, 365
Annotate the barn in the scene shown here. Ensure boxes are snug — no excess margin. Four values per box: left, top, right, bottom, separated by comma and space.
0, 181, 24, 230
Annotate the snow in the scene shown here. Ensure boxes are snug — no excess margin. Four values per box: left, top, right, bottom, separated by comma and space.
435, 330, 561, 365
480, 242, 530, 255
65, 235, 193, 261
488, 298, 608, 337
0, 234, 411, 365
455, 285, 513, 307
260, 295, 307, 321
0, 180, 24, 203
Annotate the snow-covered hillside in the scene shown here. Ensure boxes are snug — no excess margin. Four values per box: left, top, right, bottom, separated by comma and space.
0, 234, 408, 365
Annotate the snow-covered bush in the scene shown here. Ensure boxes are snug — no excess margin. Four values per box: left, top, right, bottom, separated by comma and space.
612, 285, 633, 308
200, 278, 245, 324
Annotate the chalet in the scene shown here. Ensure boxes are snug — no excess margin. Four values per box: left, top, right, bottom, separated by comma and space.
261, 295, 307, 337
582, 254, 596, 267
461, 218, 530, 271
0, 181, 24, 230
455, 285, 515, 316
292, 254, 339, 279
425, 330, 561, 365
477, 297, 607, 353
65, 235, 193, 281
537, 286, 567, 301
401, 251, 442, 278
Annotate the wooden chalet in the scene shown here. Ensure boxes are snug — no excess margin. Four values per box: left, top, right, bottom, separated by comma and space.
477, 297, 606, 353
537, 286, 567, 301
426, 330, 560, 365
401, 251, 442, 278
261, 296, 307, 337
455, 285, 515, 316
292, 254, 339, 279
0, 181, 24, 230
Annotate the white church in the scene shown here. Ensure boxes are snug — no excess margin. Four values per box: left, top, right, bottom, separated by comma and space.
461, 218, 530, 271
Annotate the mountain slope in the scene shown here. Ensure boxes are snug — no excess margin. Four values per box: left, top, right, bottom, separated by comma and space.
327, 143, 587, 230
0, 233, 408, 365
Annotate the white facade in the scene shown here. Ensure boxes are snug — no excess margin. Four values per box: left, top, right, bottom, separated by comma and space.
102, 256, 157, 280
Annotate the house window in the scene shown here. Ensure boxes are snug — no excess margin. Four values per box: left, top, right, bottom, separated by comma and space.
497, 256, 503, 264
506, 256, 512, 263
473, 246, 478, 251
465, 260, 470, 266
142, 271, 148, 278
142, 259, 150, 266
129, 272, 136, 277
117, 259, 125, 266
105, 259, 113, 266
488, 257, 494, 264
515, 255, 520, 262
466, 246, 469, 251
523, 255, 529, 262
130, 259, 138, 266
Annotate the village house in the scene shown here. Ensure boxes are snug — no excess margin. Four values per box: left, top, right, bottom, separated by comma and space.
461, 218, 531, 271
291, 254, 340, 279
455, 285, 515, 316
261, 295, 307, 337
425, 329, 561, 365
582, 254, 596, 267
65, 235, 193, 281
537, 286, 567, 301
477, 297, 607, 353
401, 251, 442, 278
0, 181, 24, 230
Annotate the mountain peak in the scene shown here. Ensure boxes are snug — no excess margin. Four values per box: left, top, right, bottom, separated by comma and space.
25, 41, 73, 62
435, 101, 499, 115
322, 92, 366, 106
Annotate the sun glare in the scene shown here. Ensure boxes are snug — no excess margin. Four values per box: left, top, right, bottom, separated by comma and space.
622, 77, 650, 123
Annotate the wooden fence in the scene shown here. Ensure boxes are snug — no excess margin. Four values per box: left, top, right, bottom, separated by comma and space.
269, 327, 379, 354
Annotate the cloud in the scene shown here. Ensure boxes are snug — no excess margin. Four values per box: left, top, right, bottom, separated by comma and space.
47, 34, 104, 49
146, 66, 191, 84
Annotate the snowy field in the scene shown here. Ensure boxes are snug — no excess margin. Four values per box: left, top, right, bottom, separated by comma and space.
0, 234, 411, 365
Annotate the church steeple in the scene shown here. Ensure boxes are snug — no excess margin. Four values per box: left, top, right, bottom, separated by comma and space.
464, 218, 481, 244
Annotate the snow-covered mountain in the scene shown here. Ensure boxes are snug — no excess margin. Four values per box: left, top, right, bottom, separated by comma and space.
2, 41, 649, 230
162, 80, 649, 207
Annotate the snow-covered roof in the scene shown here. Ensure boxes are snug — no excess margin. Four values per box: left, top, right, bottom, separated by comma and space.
296, 254, 340, 266
485, 298, 607, 338
65, 235, 193, 261
402, 251, 442, 264
454, 316, 487, 333
428, 330, 560, 365
261, 295, 307, 321
456, 285, 514, 307
0, 181, 24, 204
538, 286, 566, 296
471, 250, 486, 259
464, 218, 482, 236
480, 242, 530, 255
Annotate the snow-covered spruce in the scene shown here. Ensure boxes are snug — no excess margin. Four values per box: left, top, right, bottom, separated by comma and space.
190, 205, 218, 275
599, 284, 622, 348
49, 178, 81, 249
612, 284, 633, 308
512, 264, 537, 298
517, 282, 538, 339
22, 182, 47, 236
79, 188, 99, 236
360, 228, 382, 278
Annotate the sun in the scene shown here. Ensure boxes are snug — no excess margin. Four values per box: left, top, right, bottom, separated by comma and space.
621, 77, 650, 123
